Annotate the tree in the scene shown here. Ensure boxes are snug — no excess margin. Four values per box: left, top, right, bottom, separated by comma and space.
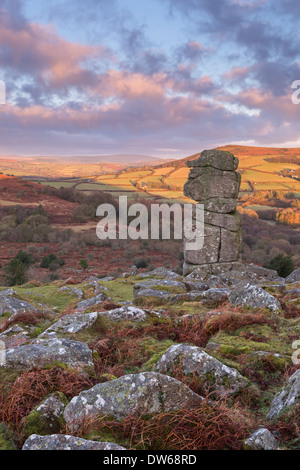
264, 253, 295, 278
15, 250, 34, 267
80, 258, 89, 271
40, 254, 65, 269
4, 258, 28, 286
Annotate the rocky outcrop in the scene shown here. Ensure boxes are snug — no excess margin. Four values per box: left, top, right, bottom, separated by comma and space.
183, 149, 242, 277
22, 434, 126, 450
64, 372, 204, 430
155, 344, 248, 396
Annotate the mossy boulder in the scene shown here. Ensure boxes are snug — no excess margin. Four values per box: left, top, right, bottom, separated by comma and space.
23, 392, 68, 438
155, 344, 248, 397
64, 372, 204, 431
5, 338, 94, 370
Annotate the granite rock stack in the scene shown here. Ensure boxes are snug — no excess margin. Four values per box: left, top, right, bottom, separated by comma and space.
183, 149, 242, 278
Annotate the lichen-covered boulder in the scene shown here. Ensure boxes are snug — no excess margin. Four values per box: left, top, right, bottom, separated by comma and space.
155, 344, 248, 397
219, 264, 284, 287
138, 267, 181, 279
75, 293, 108, 313
39, 312, 98, 337
267, 370, 300, 420
244, 428, 280, 450
22, 434, 126, 450
5, 338, 94, 370
0, 293, 37, 317
133, 279, 186, 298
99, 306, 148, 322
228, 284, 281, 313
135, 289, 171, 301
64, 372, 204, 430
23, 392, 68, 437
199, 288, 230, 304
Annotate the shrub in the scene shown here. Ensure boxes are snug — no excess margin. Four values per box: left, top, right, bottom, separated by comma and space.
134, 258, 149, 269
80, 259, 89, 271
3, 258, 28, 286
264, 253, 295, 278
40, 254, 65, 269
14, 250, 35, 267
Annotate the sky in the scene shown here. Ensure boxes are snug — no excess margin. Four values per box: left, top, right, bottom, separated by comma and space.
0, 0, 300, 159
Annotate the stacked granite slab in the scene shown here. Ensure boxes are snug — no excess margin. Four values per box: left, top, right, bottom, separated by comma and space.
183, 149, 242, 278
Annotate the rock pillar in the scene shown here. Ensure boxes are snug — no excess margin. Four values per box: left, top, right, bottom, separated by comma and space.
183, 149, 242, 278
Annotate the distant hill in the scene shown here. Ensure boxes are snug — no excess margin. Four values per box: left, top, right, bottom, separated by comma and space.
153, 144, 300, 169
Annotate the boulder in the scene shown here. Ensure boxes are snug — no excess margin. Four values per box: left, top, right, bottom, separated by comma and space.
75, 293, 107, 313
64, 372, 204, 430
23, 392, 68, 437
22, 434, 126, 450
244, 428, 280, 450
155, 344, 248, 397
228, 284, 281, 313
5, 338, 94, 370
183, 261, 242, 279
133, 279, 186, 298
267, 370, 300, 420
99, 306, 149, 322
286, 268, 300, 283
38, 312, 98, 337
0, 294, 37, 317
134, 289, 171, 301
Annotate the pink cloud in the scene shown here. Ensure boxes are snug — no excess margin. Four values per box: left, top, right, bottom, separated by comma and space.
0, 21, 107, 88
